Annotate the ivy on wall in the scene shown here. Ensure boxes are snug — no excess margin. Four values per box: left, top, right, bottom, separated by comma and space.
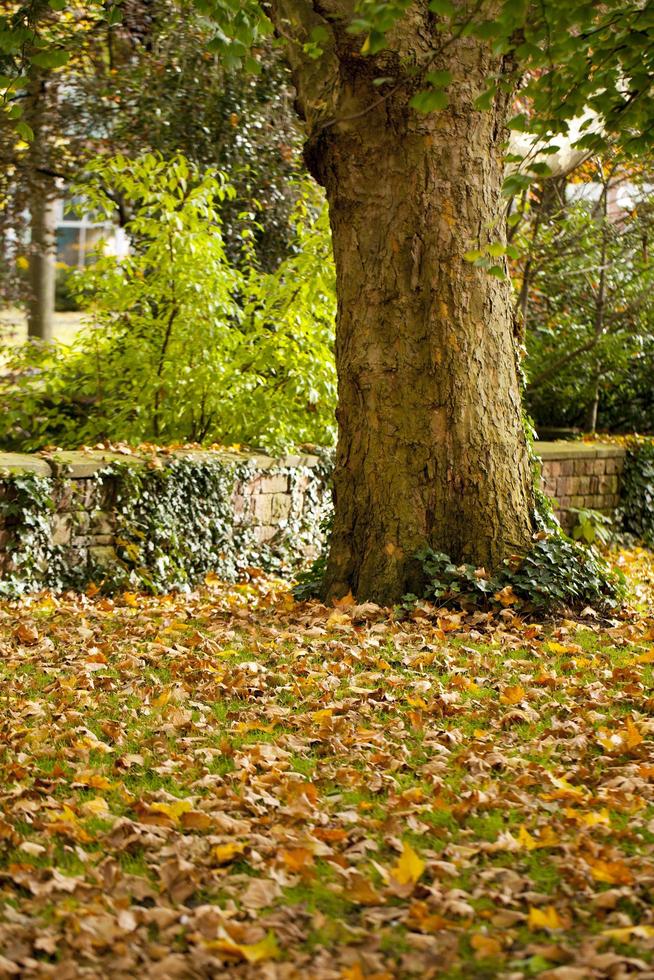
0, 453, 333, 596
620, 440, 654, 547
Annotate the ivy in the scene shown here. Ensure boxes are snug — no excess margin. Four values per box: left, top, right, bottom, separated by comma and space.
620, 440, 654, 548
417, 534, 626, 614
0, 453, 333, 597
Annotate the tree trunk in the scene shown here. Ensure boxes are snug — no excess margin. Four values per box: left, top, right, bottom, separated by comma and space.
25, 71, 57, 343
28, 188, 57, 343
271, 2, 535, 603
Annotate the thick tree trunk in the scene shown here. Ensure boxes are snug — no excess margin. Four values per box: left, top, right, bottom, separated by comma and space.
28, 188, 57, 343
271, 2, 535, 603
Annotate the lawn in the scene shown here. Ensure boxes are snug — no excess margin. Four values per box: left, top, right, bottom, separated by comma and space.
1, 551, 654, 978
0, 309, 86, 347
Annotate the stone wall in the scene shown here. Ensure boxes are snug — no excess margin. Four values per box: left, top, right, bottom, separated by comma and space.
536, 441, 625, 530
0, 449, 330, 593
0, 442, 628, 593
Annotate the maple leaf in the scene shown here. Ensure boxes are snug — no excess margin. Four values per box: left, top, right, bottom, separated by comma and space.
390, 840, 425, 885
207, 930, 280, 963
500, 684, 526, 705
528, 906, 563, 930
471, 933, 504, 959
585, 856, 634, 885
211, 842, 247, 865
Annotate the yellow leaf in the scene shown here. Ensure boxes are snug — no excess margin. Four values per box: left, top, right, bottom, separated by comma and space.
597, 717, 643, 753
150, 800, 193, 824
208, 930, 279, 963
391, 840, 425, 886
528, 905, 563, 931
633, 649, 654, 665
48, 804, 77, 824
16, 255, 29, 270
152, 687, 172, 708
80, 798, 110, 817
518, 826, 538, 850
122, 591, 139, 608
326, 610, 351, 629
519, 825, 558, 850
501, 684, 526, 705
542, 776, 585, 800
585, 856, 633, 885
602, 924, 654, 942
471, 933, 503, 959
564, 807, 611, 828
212, 841, 247, 865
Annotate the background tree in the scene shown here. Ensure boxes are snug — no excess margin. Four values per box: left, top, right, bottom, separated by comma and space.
512, 163, 654, 434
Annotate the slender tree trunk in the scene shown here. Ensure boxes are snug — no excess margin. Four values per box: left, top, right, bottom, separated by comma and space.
25, 71, 57, 342
271, 2, 535, 603
27, 188, 57, 342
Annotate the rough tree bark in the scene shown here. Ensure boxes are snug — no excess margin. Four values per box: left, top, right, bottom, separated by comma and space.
269, 0, 535, 603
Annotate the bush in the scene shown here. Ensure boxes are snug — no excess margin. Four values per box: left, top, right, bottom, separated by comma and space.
55, 263, 81, 312
0, 153, 336, 454
417, 534, 625, 613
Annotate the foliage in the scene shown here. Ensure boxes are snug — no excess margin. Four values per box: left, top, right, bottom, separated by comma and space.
103, 454, 332, 593
621, 439, 654, 548
517, 172, 654, 433
54, 262, 80, 312
0, 452, 332, 597
418, 534, 625, 613
0, 472, 62, 596
0, 153, 336, 453
570, 507, 614, 548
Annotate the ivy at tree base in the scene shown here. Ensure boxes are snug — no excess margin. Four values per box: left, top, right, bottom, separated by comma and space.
416, 534, 626, 614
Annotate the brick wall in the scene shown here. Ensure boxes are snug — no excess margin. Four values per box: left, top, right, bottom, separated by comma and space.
0, 442, 627, 590
0, 449, 329, 586
536, 442, 625, 530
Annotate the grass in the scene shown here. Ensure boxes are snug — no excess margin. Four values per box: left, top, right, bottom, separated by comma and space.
0, 567, 653, 975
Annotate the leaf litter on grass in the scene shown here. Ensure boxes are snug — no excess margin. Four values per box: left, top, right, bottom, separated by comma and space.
0, 550, 654, 976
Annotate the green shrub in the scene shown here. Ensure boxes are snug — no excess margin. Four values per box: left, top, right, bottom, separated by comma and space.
0, 153, 336, 454
417, 534, 625, 613
55, 263, 81, 312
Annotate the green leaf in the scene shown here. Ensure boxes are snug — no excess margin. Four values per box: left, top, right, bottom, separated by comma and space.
30, 49, 70, 69
487, 242, 505, 257
425, 70, 451, 88
428, 0, 455, 14
15, 121, 34, 141
409, 89, 449, 113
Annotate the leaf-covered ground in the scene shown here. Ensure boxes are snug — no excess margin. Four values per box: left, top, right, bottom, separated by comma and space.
2, 551, 654, 978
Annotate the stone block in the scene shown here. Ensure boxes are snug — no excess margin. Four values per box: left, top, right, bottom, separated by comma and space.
259, 474, 289, 495
52, 515, 73, 547
271, 494, 292, 520
0, 453, 51, 477
89, 545, 117, 567
90, 513, 113, 536
253, 494, 274, 523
